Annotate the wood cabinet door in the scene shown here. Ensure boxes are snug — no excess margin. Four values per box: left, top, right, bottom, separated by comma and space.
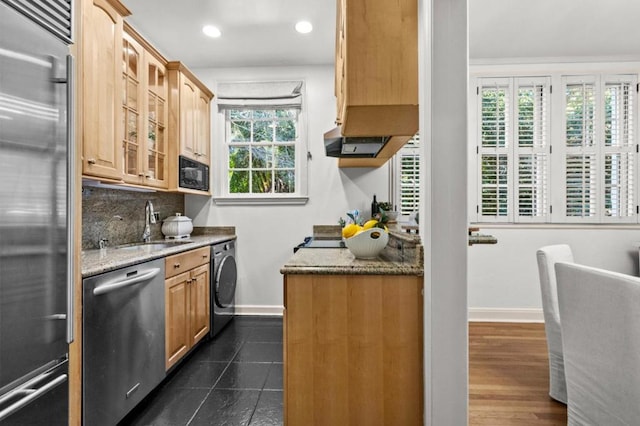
179, 75, 197, 161
165, 271, 190, 370
81, 0, 124, 180
143, 54, 168, 188
196, 92, 211, 165
189, 264, 210, 347
121, 32, 144, 184
284, 274, 423, 425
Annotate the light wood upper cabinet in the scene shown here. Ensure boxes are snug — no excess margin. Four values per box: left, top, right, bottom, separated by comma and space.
335, 0, 418, 137
196, 92, 211, 165
167, 62, 213, 165
81, 0, 130, 181
167, 62, 214, 191
164, 247, 211, 370
122, 24, 169, 189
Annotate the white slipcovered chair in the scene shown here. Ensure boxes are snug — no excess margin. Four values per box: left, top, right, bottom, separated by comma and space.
555, 262, 640, 425
536, 244, 573, 404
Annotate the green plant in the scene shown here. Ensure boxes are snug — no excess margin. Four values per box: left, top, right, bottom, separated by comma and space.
377, 201, 393, 212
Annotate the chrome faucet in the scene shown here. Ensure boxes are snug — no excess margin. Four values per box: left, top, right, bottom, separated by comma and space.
142, 200, 156, 242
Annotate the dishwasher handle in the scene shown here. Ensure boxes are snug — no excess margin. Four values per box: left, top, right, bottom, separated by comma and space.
93, 268, 161, 296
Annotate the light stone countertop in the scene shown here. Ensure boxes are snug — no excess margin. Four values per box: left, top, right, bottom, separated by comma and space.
280, 247, 424, 276
82, 234, 235, 277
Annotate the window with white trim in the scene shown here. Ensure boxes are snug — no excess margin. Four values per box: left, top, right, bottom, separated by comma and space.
393, 134, 420, 216
225, 108, 298, 194
477, 77, 551, 223
215, 81, 308, 203
473, 73, 638, 224
561, 75, 636, 222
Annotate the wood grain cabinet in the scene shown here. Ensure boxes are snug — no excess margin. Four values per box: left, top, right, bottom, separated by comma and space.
335, 0, 418, 137
167, 62, 214, 192
165, 247, 211, 370
283, 274, 424, 425
81, 0, 130, 180
122, 24, 169, 189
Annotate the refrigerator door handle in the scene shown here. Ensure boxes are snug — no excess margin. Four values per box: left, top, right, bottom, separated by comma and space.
52, 52, 75, 345
65, 53, 75, 344
0, 372, 67, 422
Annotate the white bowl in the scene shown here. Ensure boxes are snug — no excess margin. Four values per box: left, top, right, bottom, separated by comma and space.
345, 228, 389, 259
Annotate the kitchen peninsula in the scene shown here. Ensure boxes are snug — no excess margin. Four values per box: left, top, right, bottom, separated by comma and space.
280, 227, 424, 425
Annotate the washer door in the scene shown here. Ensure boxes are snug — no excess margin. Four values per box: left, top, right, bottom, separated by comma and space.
215, 255, 237, 308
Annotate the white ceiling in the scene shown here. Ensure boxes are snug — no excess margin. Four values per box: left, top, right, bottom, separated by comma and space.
123, 0, 640, 69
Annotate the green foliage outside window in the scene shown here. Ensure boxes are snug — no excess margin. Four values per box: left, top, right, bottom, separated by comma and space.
227, 109, 297, 194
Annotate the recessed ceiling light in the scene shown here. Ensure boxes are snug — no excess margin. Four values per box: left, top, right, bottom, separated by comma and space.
202, 25, 221, 38
295, 21, 313, 34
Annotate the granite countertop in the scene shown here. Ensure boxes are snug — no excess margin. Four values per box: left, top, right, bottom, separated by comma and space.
82, 232, 235, 277
280, 247, 424, 276
280, 236, 424, 276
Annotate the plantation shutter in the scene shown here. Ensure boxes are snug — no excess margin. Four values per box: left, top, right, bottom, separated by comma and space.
515, 77, 550, 222
563, 76, 598, 220
397, 134, 420, 215
478, 78, 511, 221
602, 75, 636, 221
561, 74, 636, 223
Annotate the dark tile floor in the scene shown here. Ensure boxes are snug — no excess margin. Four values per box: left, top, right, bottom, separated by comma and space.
121, 316, 283, 426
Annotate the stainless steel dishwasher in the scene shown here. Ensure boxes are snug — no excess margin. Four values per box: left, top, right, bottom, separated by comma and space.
82, 258, 165, 426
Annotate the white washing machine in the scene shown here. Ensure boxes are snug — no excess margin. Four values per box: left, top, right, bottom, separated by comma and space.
211, 240, 237, 337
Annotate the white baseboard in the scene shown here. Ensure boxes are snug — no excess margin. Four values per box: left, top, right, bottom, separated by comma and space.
235, 305, 284, 316
235, 306, 542, 322
468, 307, 544, 323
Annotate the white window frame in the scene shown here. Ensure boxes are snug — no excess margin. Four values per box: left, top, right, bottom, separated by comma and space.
557, 74, 637, 223
212, 81, 309, 205
470, 66, 640, 225
475, 76, 551, 223
391, 134, 421, 218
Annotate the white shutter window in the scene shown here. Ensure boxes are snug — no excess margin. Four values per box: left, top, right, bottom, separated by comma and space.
478, 78, 511, 221
515, 77, 550, 222
481, 153, 509, 217
395, 134, 420, 216
560, 75, 637, 223
565, 153, 598, 218
473, 71, 638, 225
602, 76, 636, 221
563, 77, 599, 220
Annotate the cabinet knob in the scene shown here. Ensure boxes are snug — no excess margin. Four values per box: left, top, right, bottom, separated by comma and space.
145, 173, 152, 178
202, 254, 207, 258
87, 158, 96, 164
138, 173, 145, 177
186, 279, 192, 284
174, 263, 180, 269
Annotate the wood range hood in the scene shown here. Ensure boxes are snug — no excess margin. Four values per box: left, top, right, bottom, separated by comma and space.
326, 0, 419, 168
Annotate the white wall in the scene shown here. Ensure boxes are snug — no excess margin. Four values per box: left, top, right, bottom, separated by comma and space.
468, 227, 640, 320
185, 65, 390, 312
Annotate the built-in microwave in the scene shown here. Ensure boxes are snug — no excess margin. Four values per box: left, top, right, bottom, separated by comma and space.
179, 155, 209, 191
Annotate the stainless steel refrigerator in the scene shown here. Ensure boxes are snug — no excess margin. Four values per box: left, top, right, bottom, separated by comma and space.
0, 1, 73, 424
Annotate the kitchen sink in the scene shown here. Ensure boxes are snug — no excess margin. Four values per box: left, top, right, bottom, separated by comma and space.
114, 241, 192, 251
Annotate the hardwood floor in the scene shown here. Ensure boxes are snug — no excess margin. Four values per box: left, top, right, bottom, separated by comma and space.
469, 322, 567, 425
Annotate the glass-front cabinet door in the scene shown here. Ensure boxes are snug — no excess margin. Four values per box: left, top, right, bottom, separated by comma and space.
122, 33, 142, 183
122, 28, 168, 189
145, 54, 168, 188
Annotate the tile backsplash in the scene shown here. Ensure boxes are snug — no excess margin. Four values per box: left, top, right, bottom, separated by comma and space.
82, 186, 185, 250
